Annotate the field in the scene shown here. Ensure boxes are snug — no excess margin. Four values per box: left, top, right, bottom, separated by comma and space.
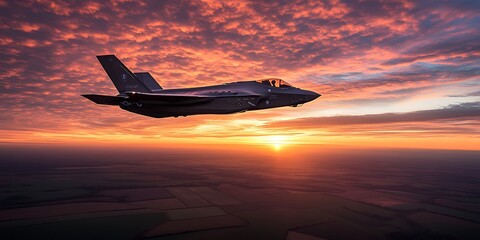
1, 145, 479, 239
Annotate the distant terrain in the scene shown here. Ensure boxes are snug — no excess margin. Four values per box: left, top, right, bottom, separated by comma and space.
1, 145, 479, 239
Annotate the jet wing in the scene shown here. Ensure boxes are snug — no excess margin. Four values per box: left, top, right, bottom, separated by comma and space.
84, 92, 262, 107
124, 92, 215, 105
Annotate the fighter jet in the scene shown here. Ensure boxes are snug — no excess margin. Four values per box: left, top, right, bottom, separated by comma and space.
82, 55, 320, 118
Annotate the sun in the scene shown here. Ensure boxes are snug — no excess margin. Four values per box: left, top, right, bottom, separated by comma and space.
273, 143, 282, 151
268, 135, 287, 151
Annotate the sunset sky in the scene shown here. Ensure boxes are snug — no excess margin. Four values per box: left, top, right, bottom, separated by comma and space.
1, 0, 479, 150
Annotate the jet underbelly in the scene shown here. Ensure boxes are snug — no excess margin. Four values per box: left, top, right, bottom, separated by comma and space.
120, 96, 260, 118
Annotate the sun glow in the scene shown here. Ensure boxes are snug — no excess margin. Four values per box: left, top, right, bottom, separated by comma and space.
268, 135, 287, 151
273, 144, 282, 151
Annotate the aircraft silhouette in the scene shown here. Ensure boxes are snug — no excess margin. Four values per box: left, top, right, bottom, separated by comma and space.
82, 55, 320, 118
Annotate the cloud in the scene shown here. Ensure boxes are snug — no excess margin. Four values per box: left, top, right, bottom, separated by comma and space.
448, 91, 480, 98
0, 0, 479, 147
268, 102, 480, 127
383, 35, 480, 66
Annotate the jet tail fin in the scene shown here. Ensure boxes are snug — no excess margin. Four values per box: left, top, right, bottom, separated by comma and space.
135, 72, 162, 90
96, 55, 151, 93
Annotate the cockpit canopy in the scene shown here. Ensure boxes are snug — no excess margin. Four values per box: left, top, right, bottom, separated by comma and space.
256, 78, 293, 88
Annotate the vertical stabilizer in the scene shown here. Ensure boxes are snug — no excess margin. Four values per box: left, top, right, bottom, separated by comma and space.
96, 55, 151, 93
135, 72, 162, 90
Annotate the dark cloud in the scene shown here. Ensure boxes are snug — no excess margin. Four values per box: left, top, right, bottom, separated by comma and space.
269, 102, 480, 128
448, 90, 480, 98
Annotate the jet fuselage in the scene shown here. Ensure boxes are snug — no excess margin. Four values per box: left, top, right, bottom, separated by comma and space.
82, 55, 320, 118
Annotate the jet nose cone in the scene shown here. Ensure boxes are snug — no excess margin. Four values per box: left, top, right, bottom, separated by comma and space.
305, 91, 321, 102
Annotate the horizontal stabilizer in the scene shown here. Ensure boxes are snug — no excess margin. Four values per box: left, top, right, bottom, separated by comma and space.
82, 94, 126, 105
135, 72, 162, 90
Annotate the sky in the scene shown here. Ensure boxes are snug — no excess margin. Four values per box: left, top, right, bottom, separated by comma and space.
0, 0, 479, 150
